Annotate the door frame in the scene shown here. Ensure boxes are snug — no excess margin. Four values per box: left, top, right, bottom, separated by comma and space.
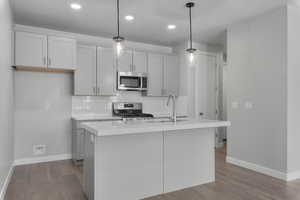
193, 51, 223, 147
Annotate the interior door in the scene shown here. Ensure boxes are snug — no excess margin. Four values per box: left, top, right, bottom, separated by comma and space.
197, 54, 218, 120
117, 50, 132, 72
75, 45, 97, 95
133, 51, 147, 73
15, 31, 47, 68
48, 36, 76, 69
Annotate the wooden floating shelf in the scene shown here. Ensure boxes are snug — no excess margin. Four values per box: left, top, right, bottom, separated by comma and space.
13, 66, 75, 74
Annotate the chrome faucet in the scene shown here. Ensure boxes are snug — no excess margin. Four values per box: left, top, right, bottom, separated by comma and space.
167, 94, 177, 122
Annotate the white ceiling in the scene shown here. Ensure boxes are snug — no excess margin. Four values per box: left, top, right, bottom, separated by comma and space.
11, 0, 287, 46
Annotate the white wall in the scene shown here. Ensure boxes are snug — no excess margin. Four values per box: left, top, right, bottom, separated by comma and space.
287, 5, 300, 174
14, 72, 72, 161
227, 7, 288, 173
0, 0, 14, 196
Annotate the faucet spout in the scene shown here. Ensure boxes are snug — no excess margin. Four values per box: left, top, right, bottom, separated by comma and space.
167, 94, 177, 122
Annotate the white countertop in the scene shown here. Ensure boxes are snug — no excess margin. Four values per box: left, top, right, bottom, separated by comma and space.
72, 114, 122, 121
72, 113, 188, 121
80, 118, 231, 137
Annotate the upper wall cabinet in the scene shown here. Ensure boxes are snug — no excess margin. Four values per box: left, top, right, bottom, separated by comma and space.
147, 53, 164, 96
133, 51, 147, 73
15, 31, 76, 70
97, 47, 116, 96
117, 50, 147, 73
74, 45, 115, 96
75, 45, 97, 96
163, 55, 179, 96
15, 32, 47, 68
47, 36, 76, 70
146, 54, 179, 97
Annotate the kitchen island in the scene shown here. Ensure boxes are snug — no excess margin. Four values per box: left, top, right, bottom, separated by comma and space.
80, 118, 230, 200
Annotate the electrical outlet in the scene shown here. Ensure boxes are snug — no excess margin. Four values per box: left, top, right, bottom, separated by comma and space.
33, 145, 46, 155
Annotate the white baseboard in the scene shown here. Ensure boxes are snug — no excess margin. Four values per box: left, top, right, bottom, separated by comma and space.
226, 156, 287, 181
0, 165, 14, 200
14, 154, 72, 166
286, 171, 300, 181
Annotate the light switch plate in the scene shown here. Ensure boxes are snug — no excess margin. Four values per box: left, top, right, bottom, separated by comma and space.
245, 102, 254, 109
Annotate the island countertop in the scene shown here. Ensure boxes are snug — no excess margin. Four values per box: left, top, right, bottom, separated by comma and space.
80, 118, 231, 137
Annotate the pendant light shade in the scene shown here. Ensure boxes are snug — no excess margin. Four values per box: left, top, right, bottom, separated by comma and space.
113, 0, 125, 57
186, 2, 196, 63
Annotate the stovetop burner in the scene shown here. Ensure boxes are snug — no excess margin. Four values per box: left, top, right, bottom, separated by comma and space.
112, 102, 154, 119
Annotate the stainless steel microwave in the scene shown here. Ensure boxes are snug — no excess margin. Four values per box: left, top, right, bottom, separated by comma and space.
117, 72, 148, 91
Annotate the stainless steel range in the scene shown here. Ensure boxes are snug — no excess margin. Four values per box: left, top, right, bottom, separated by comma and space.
112, 102, 153, 119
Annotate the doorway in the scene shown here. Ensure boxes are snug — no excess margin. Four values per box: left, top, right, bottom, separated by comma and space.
194, 52, 226, 149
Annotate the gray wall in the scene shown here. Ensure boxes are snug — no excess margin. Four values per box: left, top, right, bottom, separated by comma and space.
287, 5, 300, 173
0, 0, 14, 194
14, 72, 72, 160
227, 7, 288, 173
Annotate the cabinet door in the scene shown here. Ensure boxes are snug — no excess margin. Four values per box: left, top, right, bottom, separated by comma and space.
48, 36, 76, 69
117, 50, 132, 72
97, 47, 116, 96
133, 51, 147, 73
163, 55, 179, 96
74, 45, 97, 95
147, 53, 164, 96
15, 31, 47, 68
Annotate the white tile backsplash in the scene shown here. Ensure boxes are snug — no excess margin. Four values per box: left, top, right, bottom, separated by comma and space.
72, 92, 188, 117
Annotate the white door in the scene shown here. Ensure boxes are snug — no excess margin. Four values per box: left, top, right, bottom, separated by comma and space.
74, 45, 97, 95
147, 53, 164, 96
133, 51, 147, 73
163, 55, 179, 96
48, 36, 76, 70
197, 54, 218, 120
117, 50, 132, 72
15, 31, 47, 68
97, 47, 116, 96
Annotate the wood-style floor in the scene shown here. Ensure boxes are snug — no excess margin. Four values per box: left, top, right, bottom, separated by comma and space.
5, 147, 300, 200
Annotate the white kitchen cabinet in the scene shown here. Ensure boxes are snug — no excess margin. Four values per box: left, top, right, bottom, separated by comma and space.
163, 55, 179, 96
15, 31, 47, 68
117, 50, 132, 72
74, 45, 115, 96
133, 51, 147, 73
15, 31, 76, 70
117, 50, 147, 73
47, 36, 76, 70
147, 53, 164, 96
97, 47, 116, 95
75, 45, 97, 96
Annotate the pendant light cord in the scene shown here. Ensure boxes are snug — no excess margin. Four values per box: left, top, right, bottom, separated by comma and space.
189, 6, 193, 49
117, 0, 120, 37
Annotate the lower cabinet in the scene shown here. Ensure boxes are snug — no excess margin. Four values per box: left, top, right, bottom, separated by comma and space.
83, 129, 215, 200
72, 120, 86, 164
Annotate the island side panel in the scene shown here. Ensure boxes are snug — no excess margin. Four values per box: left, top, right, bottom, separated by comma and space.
94, 132, 164, 200
164, 128, 215, 193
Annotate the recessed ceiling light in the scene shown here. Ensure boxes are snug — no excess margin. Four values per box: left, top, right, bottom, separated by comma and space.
70, 3, 82, 10
168, 24, 176, 30
125, 15, 134, 21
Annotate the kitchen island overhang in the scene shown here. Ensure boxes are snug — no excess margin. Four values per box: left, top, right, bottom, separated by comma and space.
80, 119, 230, 200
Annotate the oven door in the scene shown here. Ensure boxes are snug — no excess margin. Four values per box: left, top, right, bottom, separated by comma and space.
118, 72, 142, 90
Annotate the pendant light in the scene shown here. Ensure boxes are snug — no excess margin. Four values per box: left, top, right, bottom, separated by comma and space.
113, 0, 125, 57
186, 2, 196, 63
